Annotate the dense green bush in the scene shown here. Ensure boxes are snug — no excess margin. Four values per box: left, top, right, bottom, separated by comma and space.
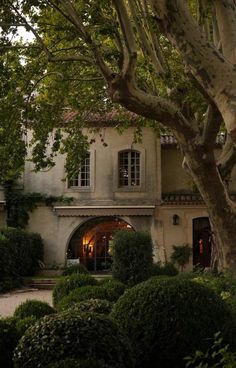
99, 278, 126, 300
151, 262, 178, 276
14, 312, 133, 368
14, 299, 55, 319
15, 316, 38, 337
185, 332, 236, 368
57, 286, 111, 311
46, 358, 114, 368
53, 273, 97, 306
0, 317, 19, 368
57, 279, 125, 312
62, 263, 89, 276
171, 244, 192, 271
0, 228, 44, 282
60, 298, 112, 314
112, 230, 153, 285
111, 277, 236, 368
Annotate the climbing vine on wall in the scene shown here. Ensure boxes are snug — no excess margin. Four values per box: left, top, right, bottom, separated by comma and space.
3, 181, 73, 228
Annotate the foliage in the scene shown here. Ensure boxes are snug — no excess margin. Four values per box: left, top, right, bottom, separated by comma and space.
98, 278, 127, 299
191, 272, 236, 319
57, 285, 116, 312
45, 359, 115, 368
52, 273, 97, 307
0, 227, 44, 277
4, 183, 73, 228
111, 277, 236, 368
0, 317, 19, 368
13, 312, 134, 368
14, 316, 38, 337
62, 263, 89, 276
112, 230, 153, 286
151, 262, 179, 276
14, 299, 55, 319
185, 332, 236, 368
171, 244, 192, 271
62, 299, 113, 315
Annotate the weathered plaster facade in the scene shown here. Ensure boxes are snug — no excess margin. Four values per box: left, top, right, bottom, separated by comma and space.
0, 126, 223, 270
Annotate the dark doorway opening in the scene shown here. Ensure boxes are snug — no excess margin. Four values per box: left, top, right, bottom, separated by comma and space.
67, 217, 134, 272
193, 217, 211, 268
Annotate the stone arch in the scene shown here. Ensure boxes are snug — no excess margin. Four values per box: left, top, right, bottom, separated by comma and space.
66, 216, 134, 272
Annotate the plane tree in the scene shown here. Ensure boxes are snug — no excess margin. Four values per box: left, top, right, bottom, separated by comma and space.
2, 0, 236, 270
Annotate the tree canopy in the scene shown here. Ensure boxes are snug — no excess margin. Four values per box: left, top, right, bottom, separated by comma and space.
2, 0, 236, 269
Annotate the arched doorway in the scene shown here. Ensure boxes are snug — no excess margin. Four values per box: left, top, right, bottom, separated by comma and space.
192, 217, 212, 268
67, 217, 134, 272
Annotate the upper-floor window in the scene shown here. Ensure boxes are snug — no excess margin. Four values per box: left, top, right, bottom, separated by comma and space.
118, 150, 140, 187
68, 153, 90, 188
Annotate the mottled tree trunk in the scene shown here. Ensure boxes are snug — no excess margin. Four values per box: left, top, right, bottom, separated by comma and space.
182, 141, 236, 270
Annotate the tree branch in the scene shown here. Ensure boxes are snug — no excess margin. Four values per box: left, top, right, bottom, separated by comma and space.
150, 0, 236, 141
217, 134, 236, 181
127, 0, 165, 75
112, 0, 137, 79
202, 104, 222, 146
58, 0, 113, 81
213, 0, 236, 64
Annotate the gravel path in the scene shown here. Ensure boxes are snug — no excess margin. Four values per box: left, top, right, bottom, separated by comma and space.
0, 288, 53, 317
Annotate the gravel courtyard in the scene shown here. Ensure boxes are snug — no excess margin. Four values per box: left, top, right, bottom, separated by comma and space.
0, 288, 53, 317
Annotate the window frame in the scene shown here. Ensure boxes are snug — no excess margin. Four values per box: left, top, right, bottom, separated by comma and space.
67, 150, 95, 192
118, 150, 141, 188
113, 146, 145, 192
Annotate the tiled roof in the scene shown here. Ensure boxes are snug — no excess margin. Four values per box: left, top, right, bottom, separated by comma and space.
161, 133, 226, 146
162, 193, 204, 205
63, 110, 139, 127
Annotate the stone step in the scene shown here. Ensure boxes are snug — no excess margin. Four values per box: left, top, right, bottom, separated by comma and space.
29, 279, 57, 290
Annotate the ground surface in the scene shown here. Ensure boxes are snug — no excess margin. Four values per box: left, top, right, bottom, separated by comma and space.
0, 288, 53, 317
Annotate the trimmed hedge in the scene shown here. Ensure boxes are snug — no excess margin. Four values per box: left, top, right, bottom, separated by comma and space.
151, 262, 178, 277
111, 277, 236, 368
0, 317, 19, 368
0, 228, 44, 290
61, 299, 112, 315
62, 263, 89, 276
57, 281, 125, 312
14, 300, 55, 319
53, 273, 97, 307
46, 358, 114, 368
14, 312, 134, 368
112, 230, 153, 285
57, 286, 110, 311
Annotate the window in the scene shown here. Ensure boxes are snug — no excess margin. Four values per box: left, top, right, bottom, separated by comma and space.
119, 150, 140, 187
68, 153, 90, 188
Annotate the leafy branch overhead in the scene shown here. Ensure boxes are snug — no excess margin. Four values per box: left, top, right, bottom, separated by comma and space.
2, 1, 236, 269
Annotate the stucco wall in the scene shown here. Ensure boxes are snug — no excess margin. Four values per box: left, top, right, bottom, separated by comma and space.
24, 127, 161, 205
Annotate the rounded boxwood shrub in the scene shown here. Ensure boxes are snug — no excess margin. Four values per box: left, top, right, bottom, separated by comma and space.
111, 277, 236, 368
151, 262, 178, 277
62, 263, 89, 276
112, 230, 153, 285
46, 358, 114, 368
59, 298, 112, 314
14, 299, 55, 319
13, 312, 133, 368
99, 278, 126, 300
53, 273, 97, 306
57, 286, 110, 311
0, 317, 19, 368
56, 281, 124, 312
15, 316, 38, 337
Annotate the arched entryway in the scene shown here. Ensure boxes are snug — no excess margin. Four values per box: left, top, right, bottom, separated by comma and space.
192, 217, 212, 268
67, 217, 134, 272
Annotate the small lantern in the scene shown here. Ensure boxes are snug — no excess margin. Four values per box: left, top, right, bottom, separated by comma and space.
172, 214, 180, 225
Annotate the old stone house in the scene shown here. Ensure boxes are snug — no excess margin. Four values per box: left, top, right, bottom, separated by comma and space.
0, 118, 231, 271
